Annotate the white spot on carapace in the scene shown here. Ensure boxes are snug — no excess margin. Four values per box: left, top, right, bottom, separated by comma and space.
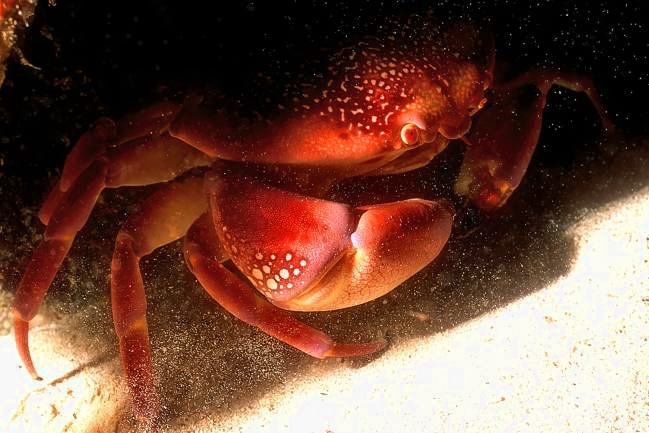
279, 268, 290, 279
262, 265, 271, 274
285, 253, 292, 261
287, 283, 293, 289
293, 268, 301, 276
270, 254, 276, 260
267, 279, 278, 290
299, 259, 307, 267
255, 252, 263, 260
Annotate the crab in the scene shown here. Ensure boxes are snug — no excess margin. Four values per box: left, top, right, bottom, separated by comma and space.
12, 15, 612, 431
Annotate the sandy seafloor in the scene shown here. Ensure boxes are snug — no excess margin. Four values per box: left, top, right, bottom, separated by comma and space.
1, 139, 647, 432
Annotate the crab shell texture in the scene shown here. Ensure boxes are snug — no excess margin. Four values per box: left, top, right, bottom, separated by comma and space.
172, 16, 494, 175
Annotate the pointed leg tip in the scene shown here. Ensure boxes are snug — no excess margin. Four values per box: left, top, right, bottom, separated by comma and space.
13, 315, 42, 380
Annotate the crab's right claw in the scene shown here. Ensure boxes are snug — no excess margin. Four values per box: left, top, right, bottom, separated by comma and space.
456, 70, 614, 211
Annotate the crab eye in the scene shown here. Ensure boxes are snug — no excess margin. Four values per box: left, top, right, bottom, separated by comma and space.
400, 123, 420, 146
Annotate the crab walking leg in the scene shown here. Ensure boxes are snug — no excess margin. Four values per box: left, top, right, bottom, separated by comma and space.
57, 102, 181, 194
39, 104, 210, 225
183, 214, 387, 359
111, 175, 207, 427
455, 70, 614, 211
13, 160, 108, 379
14, 133, 210, 381
496, 70, 614, 131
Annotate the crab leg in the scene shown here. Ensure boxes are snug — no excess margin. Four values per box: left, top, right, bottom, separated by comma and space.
13, 160, 108, 379
13, 119, 211, 380
111, 175, 207, 428
455, 70, 614, 210
56, 102, 181, 195
183, 213, 387, 358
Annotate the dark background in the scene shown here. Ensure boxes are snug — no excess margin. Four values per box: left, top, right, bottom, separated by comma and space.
1, 0, 648, 428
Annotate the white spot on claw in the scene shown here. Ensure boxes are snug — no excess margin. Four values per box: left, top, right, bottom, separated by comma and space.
252, 268, 263, 280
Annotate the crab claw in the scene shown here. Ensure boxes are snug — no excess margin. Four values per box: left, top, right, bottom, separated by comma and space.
455, 70, 613, 211
205, 174, 454, 313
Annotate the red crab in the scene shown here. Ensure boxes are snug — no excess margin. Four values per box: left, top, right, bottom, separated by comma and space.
12, 15, 611, 431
